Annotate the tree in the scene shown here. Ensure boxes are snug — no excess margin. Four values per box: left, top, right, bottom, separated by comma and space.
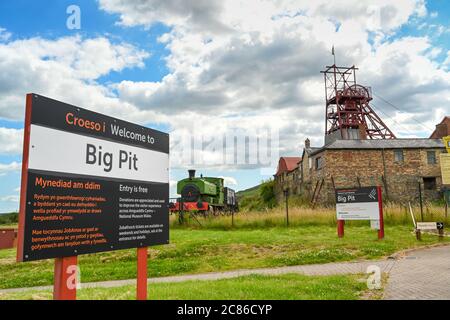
260, 180, 276, 208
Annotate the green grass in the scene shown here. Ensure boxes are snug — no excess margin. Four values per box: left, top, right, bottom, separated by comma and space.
172, 203, 450, 230
0, 274, 368, 300
236, 185, 260, 199
0, 225, 448, 290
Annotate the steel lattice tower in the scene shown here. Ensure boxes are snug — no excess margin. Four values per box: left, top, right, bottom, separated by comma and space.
321, 65, 396, 143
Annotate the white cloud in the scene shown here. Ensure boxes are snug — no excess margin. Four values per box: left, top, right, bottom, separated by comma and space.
0, 27, 11, 42
99, 0, 442, 155
220, 176, 237, 187
0, 0, 447, 176
99, 0, 230, 33
0, 195, 19, 203
0, 35, 149, 121
0, 161, 21, 176
100, 0, 425, 35
0, 127, 23, 155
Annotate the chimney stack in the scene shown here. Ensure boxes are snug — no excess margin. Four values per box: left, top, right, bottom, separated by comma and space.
188, 169, 196, 180
305, 138, 311, 148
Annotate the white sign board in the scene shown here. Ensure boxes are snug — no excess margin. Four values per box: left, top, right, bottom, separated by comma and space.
17, 94, 170, 262
416, 222, 438, 230
336, 187, 381, 221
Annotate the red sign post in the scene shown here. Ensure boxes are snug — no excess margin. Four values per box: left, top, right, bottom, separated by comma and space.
136, 247, 148, 300
337, 220, 345, 238
53, 256, 78, 300
377, 186, 385, 240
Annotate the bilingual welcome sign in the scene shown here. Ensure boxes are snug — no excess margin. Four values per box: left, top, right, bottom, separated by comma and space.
17, 94, 170, 300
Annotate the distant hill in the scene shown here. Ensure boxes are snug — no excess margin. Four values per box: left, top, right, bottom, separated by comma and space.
236, 184, 261, 200
236, 183, 271, 211
236, 180, 277, 211
0, 212, 18, 225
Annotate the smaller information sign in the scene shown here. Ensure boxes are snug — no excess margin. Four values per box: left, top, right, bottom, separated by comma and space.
416, 222, 438, 230
335, 187, 380, 220
416, 222, 444, 230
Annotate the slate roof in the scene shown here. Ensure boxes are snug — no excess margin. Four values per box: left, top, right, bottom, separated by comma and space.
309, 139, 444, 156
304, 147, 321, 156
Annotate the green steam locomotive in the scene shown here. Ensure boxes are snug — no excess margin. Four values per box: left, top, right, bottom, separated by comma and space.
169, 170, 238, 214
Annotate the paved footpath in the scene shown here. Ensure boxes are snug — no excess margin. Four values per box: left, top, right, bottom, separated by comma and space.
384, 245, 450, 300
1, 244, 449, 299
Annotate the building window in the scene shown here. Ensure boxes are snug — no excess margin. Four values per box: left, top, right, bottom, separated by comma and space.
423, 177, 437, 190
309, 158, 313, 169
394, 150, 404, 163
427, 151, 437, 165
315, 157, 324, 170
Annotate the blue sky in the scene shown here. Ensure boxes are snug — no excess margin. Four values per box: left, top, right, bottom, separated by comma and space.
1, 0, 450, 213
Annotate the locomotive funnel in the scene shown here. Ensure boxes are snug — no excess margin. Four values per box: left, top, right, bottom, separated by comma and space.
188, 169, 196, 180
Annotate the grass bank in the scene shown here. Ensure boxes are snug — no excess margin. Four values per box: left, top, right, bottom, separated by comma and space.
0, 274, 368, 300
1, 224, 447, 290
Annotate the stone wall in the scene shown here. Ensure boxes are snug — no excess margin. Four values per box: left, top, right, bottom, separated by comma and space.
275, 147, 445, 205
274, 170, 300, 202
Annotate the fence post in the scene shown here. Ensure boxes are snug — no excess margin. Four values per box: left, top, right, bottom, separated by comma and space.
418, 181, 424, 222
284, 189, 289, 227
231, 210, 234, 227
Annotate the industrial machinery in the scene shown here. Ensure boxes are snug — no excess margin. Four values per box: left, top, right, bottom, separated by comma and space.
321, 64, 396, 144
169, 170, 238, 215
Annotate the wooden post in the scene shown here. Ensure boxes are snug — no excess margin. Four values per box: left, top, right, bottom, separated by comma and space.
416, 229, 421, 241
438, 228, 444, 241
331, 176, 336, 191
418, 181, 424, 222
53, 256, 78, 300
137, 247, 148, 300
381, 149, 390, 201
284, 189, 289, 227
445, 202, 448, 219
231, 210, 234, 227
179, 200, 184, 225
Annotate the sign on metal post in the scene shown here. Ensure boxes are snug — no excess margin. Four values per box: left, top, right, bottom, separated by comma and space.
17, 94, 170, 299
335, 186, 384, 239
441, 153, 450, 185
442, 136, 450, 153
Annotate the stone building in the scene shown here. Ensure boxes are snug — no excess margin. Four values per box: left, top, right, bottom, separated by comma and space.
275, 126, 447, 205
274, 63, 449, 205
274, 157, 301, 198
